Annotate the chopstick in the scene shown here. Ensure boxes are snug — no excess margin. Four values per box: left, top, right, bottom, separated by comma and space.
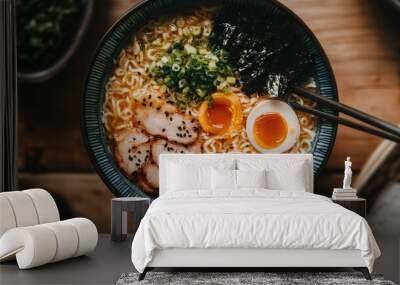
293, 86, 400, 138
290, 102, 400, 143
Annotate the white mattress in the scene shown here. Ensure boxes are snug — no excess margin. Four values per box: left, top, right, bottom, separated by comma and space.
131, 190, 380, 273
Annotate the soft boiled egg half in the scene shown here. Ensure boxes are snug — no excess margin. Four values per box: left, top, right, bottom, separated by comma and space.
199, 92, 243, 136
246, 100, 300, 153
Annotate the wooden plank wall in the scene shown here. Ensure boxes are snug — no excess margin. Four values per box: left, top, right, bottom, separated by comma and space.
17, 0, 400, 232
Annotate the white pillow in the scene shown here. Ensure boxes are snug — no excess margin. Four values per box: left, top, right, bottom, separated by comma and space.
266, 163, 307, 191
167, 162, 211, 191
238, 159, 308, 191
236, 169, 267, 189
211, 169, 267, 190
211, 168, 237, 190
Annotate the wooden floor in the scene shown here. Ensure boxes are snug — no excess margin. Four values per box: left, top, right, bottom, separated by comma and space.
17, 0, 400, 233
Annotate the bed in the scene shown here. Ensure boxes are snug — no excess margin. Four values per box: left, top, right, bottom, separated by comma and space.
131, 154, 380, 280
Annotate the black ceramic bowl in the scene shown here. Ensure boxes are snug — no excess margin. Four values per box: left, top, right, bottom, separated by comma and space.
82, 0, 338, 198
18, 0, 94, 83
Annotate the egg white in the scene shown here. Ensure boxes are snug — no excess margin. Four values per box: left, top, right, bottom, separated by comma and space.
246, 100, 300, 153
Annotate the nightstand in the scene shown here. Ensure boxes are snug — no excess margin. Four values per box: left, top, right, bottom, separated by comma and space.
331, 198, 366, 218
111, 197, 151, 241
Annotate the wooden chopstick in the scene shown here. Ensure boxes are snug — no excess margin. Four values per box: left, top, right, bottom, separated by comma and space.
293, 86, 400, 138
290, 102, 400, 143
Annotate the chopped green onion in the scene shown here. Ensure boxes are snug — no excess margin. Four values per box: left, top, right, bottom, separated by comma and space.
172, 63, 180, 71
150, 41, 236, 105
208, 61, 217, 70
161, 56, 169, 63
184, 44, 197, 54
178, 79, 186, 88
226, 76, 236, 84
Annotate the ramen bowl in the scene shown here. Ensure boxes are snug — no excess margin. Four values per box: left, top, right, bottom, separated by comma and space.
82, 0, 338, 198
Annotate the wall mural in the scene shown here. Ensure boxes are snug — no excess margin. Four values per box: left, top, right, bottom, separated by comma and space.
101, 6, 326, 197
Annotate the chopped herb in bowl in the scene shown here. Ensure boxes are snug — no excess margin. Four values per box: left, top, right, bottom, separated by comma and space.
16, 0, 82, 72
150, 41, 237, 106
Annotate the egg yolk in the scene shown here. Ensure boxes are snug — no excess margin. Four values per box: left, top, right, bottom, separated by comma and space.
199, 92, 243, 135
253, 113, 288, 149
206, 101, 233, 134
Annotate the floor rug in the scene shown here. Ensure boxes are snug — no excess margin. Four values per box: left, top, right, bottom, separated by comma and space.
116, 272, 396, 285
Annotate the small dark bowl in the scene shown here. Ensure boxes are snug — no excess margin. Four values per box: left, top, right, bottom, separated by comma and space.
18, 0, 94, 84
82, 0, 339, 198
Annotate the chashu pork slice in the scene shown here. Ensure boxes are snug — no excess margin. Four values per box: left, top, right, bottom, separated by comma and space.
151, 139, 201, 165
135, 104, 199, 145
116, 129, 151, 176
116, 143, 150, 176
116, 128, 149, 148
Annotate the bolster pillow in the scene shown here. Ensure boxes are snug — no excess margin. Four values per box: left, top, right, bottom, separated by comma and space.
0, 218, 98, 269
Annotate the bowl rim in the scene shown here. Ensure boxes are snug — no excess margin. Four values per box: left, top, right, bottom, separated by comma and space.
82, 0, 339, 198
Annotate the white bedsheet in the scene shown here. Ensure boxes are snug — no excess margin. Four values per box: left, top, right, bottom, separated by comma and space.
131, 190, 380, 273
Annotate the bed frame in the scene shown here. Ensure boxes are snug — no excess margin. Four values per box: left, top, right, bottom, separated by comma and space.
139, 154, 372, 281
139, 248, 371, 280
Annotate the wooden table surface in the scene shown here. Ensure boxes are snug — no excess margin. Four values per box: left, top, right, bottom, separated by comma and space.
18, 0, 400, 232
